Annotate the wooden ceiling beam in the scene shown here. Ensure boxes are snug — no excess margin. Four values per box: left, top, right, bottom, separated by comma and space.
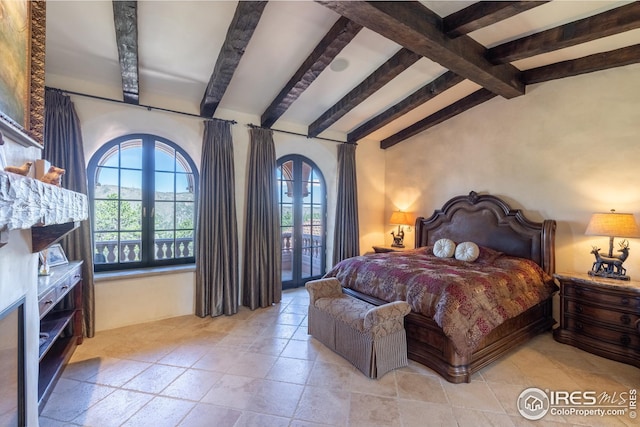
347, 71, 464, 143
308, 48, 421, 138
487, 2, 640, 64
380, 89, 497, 149
200, 1, 267, 117
261, 17, 362, 128
317, 1, 524, 99
444, 1, 549, 38
112, 1, 139, 105
522, 44, 640, 85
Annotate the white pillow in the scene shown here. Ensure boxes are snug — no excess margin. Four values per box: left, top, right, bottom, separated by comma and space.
455, 241, 480, 262
433, 238, 456, 258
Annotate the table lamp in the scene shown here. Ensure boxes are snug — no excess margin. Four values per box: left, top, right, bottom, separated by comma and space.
390, 211, 412, 248
585, 209, 640, 280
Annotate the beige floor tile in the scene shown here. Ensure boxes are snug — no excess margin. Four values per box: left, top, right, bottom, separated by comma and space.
245, 379, 304, 417
176, 403, 242, 427
306, 361, 356, 391
396, 371, 449, 404
122, 363, 186, 394
348, 392, 401, 427
200, 374, 261, 410
442, 379, 505, 412
397, 399, 457, 427
191, 346, 242, 372
61, 356, 120, 382
121, 396, 195, 427
349, 369, 398, 397
453, 408, 515, 427
225, 351, 278, 378
72, 388, 153, 427
157, 343, 211, 368
160, 368, 222, 401
293, 386, 350, 426
40, 381, 115, 422
234, 411, 290, 427
280, 338, 321, 360
247, 336, 290, 356
85, 358, 152, 388
266, 357, 315, 384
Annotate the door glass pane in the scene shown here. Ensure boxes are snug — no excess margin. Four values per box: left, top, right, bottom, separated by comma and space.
155, 201, 175, 231
120, 200, 142, 231
155, 171, 175, 198
121, 169, 142, 200
175, 173, 194, 201
278, 157, 326, 287
120, 142, 143, 169
94, 199, 119, 231
155, 231, 175, 260
119, 231, 141, 263
155, 144, 176, 172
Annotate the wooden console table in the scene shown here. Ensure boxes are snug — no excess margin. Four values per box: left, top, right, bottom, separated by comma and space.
38, 261, 84, 412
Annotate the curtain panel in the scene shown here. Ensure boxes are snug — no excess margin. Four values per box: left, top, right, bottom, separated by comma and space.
333, 143, 360, 264
195, 120, 239, 317
242, 127, 281, 309
44, 89, 96, 337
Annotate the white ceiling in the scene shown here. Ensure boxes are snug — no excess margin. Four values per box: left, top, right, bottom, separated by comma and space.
44, 1, 639, 143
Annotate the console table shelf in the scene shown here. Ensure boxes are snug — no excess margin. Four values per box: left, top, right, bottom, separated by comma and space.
37, 261, 84, 412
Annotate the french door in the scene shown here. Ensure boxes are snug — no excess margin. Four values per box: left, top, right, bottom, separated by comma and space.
277, 155, 326, 289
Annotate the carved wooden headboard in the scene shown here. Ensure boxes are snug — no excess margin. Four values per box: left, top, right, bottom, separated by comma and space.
415, 191, 556, 275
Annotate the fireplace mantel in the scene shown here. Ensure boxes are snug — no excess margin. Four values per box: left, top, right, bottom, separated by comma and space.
0, 171, 88, 251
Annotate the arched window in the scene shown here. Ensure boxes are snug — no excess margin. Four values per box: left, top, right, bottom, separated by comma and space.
277, 155, 326, 289
88, 134, 198, 271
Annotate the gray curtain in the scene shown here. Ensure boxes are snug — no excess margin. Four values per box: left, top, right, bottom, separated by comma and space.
44, 89, 96, 337
242, 127, 281, 309
333, 143, 360, 264
195, 120, 239, 317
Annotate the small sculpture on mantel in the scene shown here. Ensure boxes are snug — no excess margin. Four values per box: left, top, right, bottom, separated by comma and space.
40, 166, 65, 186
4, 161, 33, 176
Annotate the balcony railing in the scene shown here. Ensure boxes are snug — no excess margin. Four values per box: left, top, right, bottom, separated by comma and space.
281, 232, 324, 280
94, 237, 193, 263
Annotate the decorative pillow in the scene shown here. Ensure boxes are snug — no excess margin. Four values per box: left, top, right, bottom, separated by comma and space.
455, 241, 480, 262
433, 238, 456, 258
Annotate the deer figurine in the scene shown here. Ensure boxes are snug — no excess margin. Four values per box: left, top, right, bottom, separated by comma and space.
590, 240, 630, 277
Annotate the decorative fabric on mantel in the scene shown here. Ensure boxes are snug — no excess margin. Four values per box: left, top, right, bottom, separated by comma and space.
333, 143, 360, 264
242, 127, 282, 310
195, 120, 239, 317
44, 89, 96, 338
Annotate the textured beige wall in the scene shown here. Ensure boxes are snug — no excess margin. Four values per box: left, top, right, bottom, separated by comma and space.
383, 64, 640, 277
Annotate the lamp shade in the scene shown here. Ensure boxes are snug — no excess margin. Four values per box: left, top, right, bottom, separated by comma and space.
389, 211, 412, 226
585, 211, 640, 238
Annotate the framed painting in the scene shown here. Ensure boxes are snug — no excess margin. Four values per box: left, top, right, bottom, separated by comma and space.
0, 0, 45, 148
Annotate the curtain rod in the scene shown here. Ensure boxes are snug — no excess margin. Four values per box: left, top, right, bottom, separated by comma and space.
246, 123, 354, 145
45, 86, 237, 125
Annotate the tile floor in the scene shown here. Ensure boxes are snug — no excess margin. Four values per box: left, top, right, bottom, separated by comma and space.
40, 287, 638, 427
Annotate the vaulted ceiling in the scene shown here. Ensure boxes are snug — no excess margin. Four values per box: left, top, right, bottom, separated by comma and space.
45, 1, 640, 148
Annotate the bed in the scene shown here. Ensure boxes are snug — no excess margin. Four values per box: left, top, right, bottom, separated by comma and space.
325, 191, 557, 383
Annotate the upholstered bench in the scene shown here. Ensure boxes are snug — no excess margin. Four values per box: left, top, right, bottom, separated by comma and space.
305, 277, 411, 378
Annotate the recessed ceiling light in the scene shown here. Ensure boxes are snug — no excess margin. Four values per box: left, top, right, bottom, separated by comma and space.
330, 58, 349, 72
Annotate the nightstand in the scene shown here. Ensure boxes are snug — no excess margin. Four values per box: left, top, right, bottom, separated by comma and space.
372, 245, 407, 253
553, 272, 640, 368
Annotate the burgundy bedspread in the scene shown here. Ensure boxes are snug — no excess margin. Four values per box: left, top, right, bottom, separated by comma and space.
325, 247, 557, 356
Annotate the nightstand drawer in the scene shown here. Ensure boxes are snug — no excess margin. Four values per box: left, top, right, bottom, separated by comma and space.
563, 283, 640, 309
565, 300, 640, 331
564, 317, 640, 351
